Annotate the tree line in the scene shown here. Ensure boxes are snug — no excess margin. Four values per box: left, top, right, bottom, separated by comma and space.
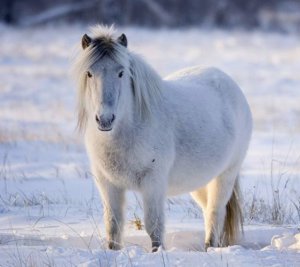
1, 0, 300, 32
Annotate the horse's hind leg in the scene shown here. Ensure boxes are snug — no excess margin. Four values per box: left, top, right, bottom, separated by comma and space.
191, 168, 240, 250
190, 187, 208, 250
203, 169, 238, 250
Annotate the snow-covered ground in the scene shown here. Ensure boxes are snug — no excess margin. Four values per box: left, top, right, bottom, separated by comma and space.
0, 24, 299, 266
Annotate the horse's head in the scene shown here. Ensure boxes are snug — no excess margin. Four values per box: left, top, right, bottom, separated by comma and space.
78, 28, 131, 132
74, 25, 162, 133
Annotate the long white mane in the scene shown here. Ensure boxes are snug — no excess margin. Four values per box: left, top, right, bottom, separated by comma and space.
72, 25, 163, 130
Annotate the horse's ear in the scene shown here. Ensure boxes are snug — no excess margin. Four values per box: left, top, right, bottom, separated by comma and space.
82, 34, 92, 49
117, 33, 127, 47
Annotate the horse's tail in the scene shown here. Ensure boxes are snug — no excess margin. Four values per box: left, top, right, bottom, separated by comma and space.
223, 177, 243, 245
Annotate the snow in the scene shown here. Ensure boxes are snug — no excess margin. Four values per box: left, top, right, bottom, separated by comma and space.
270, 233, 300, 251
0, 24, 300, 266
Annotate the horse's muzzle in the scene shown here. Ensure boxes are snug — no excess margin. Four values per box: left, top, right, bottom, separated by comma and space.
95, 114, 115, 131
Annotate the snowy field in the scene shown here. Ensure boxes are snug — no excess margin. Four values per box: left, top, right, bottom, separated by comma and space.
0, 24, 300, 266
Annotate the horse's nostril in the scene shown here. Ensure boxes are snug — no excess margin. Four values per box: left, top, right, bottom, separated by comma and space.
111, 114, 115, 123
95, 115, 100, 123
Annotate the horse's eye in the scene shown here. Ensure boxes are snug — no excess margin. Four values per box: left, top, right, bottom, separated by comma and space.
87, 71, 92, 78
118, 71, 124, 78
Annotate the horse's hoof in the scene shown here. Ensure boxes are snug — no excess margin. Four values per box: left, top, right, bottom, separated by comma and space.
152, 246, 159, 252
205, 243, 211, 252
151, 240, 162, 252
108, 241, 121, 250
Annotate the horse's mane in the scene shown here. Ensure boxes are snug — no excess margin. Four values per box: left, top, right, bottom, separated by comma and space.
72, 25, 162, 131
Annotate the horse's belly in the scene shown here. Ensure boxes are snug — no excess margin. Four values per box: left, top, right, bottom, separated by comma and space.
167, 170, 211, 196
167, 156, 228, 196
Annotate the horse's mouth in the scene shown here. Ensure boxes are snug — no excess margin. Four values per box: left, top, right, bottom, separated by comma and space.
98, 127, 113, 132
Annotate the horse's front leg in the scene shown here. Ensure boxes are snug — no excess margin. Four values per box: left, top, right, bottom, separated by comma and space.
95, 176, 125, 250
141, 179, 166, 252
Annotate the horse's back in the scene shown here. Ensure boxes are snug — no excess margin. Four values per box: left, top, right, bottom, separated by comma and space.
163, 66, 252, 195
166, 66, 240, 96
165, 65, 219, 82
165, 66, 251, 123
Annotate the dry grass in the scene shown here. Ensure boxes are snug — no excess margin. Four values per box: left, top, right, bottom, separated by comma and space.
131, 213, 144, 230
0, 126, 78, 144
243, 186, 298, 224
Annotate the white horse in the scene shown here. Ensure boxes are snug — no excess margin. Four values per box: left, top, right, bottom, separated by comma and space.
73, 25, 252, 252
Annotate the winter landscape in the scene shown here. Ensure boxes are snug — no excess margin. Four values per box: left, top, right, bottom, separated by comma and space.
0, 23, 300, 266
